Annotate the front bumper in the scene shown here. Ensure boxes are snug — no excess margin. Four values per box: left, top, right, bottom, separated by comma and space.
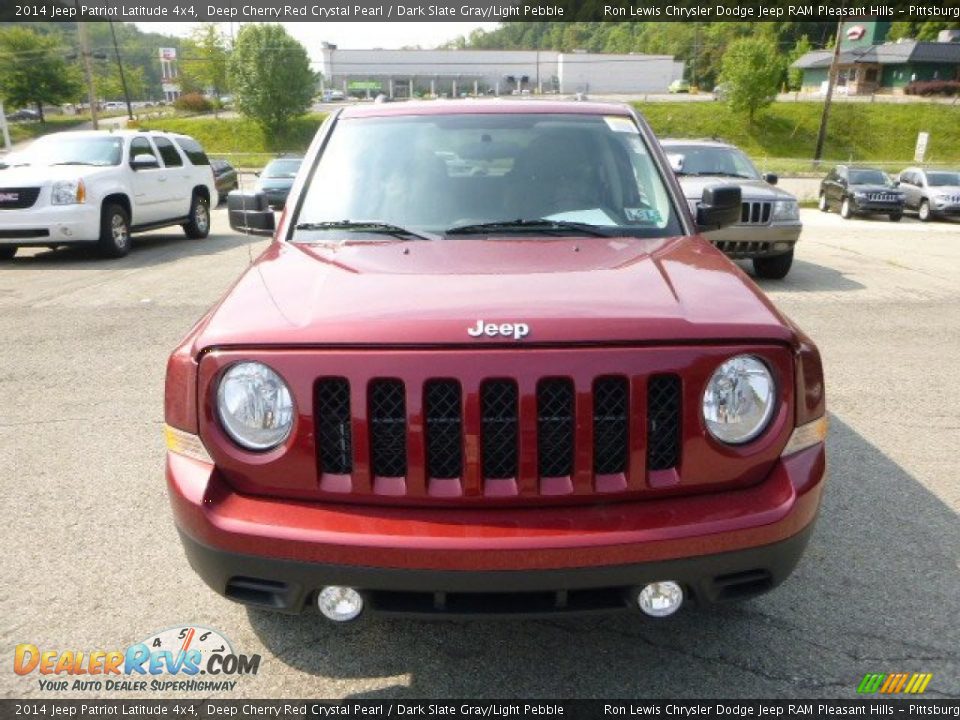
168, 441, 826, 616
850, 197, 904, 214
0, 204, 101, 245
704, 222, 801, 258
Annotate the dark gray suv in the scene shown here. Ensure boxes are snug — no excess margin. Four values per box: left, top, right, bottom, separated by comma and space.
662, 139, 801, 280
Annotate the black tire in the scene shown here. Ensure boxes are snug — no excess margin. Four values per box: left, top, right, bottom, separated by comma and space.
889, 212, 902, 222
753, 249, 794, 280
818, 192, 829, 212
183, 192, 211, 239
918, 200, 932, 223
0, 246, 17, 260
840, 197, 853, 219
97, 203, 131, 258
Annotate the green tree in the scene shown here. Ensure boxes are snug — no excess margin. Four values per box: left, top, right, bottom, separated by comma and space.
720, 36, 784, 122
180, 23, 229, 116
0, 26, 80, 120
228, 24, 314, 134
787, 35, 812, 91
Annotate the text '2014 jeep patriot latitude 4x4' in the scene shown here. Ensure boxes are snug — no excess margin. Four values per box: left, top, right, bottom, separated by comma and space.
165, 101, 826, 622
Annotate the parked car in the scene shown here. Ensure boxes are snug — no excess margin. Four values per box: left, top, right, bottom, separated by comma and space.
897, 167, 960, 222
662, 139, 801, 279
668, 79, 690, 94
254, 157, 302, 210
711, 83, 730, 101
818, 165, 905, 221
5, 108, 40, 122
211, 159, 239, 204
0, 130, 216, 260
165, 100, 826, 622
322, 90, 345, 102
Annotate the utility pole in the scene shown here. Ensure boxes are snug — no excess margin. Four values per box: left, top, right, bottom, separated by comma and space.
814, 20, 845, 163
0, 102, 12, 152
76, 18, 99, 129
109, 18, 134, 120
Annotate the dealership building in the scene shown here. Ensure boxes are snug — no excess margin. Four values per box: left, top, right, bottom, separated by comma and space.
316, 45, 685, 97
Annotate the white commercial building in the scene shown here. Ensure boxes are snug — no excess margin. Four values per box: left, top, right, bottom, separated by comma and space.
316, 46, 684, 97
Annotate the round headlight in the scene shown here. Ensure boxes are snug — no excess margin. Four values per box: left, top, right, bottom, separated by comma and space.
217, 361, 294, 450
702, 355, 776, 445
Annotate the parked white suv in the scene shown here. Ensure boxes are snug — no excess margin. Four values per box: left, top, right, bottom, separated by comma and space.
0, 130, 217, 259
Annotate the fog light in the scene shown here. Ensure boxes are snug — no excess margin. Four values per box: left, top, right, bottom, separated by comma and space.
316, 586, 364, 622
637, 581, 684, 617
773, 242, 790, 252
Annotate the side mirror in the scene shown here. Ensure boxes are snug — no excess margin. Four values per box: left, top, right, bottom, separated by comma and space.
227, 191, 275, 236
696, 185, 742, 231
763, 172, 778, 186
130, 154, 159, 171
667, 153, 684, 173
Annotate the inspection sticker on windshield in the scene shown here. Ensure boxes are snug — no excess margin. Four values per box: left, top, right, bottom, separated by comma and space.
604, 116, 639, 134
625, 208, 662, 224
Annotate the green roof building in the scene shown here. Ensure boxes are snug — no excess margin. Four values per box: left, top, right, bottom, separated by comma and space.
792, 22, 960, 94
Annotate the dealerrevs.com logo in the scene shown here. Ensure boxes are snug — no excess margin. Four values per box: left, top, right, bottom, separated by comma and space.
14, 625, 261, 693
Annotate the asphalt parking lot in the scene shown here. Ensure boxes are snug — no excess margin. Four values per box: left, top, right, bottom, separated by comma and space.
0, 209, 957, 700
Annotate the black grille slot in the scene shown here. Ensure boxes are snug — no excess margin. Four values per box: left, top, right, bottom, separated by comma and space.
537, 378, 574, 477
0, 187, 41, 210
481, 380, 518, 479
316, 378, 352, 474
647, 375, 681, 470
425, 380, 462, 479
369, 379, 407, 477
593, 376, 629, 475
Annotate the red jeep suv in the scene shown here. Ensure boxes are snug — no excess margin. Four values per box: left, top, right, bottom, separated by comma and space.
165, 101, 826, 621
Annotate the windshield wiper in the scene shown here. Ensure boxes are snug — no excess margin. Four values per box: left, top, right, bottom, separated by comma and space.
678, 171, 752, 178
446, 218, 614, 237
49, 161, 99, 166
294, 220, 438, 241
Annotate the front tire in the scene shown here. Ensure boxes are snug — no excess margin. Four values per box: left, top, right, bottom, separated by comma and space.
97, 203, 131, 258
818, 192, 829, 212
0, 246, 17, 260
840, 197, 853, 219
183, 192, 211, 239
918, 200, 932, 222
753, 249, 794, 280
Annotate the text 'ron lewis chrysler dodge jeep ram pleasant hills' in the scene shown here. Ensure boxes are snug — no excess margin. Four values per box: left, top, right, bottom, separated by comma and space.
164, 101, 827, 622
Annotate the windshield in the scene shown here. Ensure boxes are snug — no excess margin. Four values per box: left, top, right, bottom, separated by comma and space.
263, 159, 301, 178
666, 144, 760, 179
926, 171, 960, 187
13, 136, 123, 167
294, 113, 683, 241
849, 169, 892, 186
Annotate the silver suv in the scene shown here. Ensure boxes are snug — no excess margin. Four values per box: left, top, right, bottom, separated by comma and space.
662, 139, 801, 279
897, 167, 960, 222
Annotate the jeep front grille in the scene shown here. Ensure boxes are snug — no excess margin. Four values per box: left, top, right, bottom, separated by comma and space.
314, 373, 683, 498
740, 201, 771, 225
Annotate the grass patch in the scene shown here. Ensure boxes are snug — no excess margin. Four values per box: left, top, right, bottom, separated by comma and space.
137, 114, 327, 168
637, 101, 960, 170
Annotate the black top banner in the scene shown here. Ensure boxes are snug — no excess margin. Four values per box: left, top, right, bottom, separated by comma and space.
4, 0, 960, 22
2, 699, 960, 719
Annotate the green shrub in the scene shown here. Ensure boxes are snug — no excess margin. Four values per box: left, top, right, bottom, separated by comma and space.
173, 92, 213, 114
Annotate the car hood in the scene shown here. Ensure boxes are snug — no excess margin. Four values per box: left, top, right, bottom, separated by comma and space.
676, 176, 795, 202
191, 235, 794, 351
256, 178, 294, 192
0, 164, 116, 185
849, 183, 903, 194
927, 185, 960, 195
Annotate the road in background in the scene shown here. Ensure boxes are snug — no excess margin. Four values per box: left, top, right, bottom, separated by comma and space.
0, 210, 957, 699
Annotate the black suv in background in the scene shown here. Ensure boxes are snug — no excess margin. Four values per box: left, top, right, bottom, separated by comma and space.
818, 165, 905, 221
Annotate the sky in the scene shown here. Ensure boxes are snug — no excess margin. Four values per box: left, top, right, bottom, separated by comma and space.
135, 22, 500, 54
